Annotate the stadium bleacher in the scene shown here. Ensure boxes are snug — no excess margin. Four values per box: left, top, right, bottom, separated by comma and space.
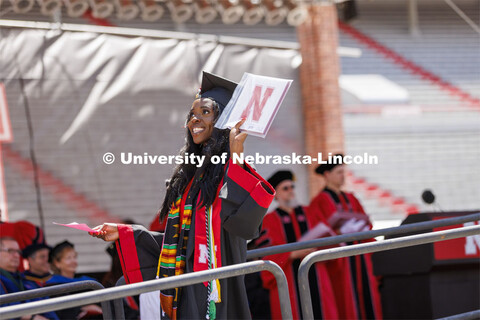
338, 0, 479, 225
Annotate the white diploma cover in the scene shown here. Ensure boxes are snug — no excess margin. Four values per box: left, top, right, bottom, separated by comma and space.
215, 73, 293, 138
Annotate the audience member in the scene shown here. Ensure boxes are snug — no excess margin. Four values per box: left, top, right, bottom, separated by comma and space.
0, 211, 45, 272
0, 236, 57, 320
22, 243, 53, 288
48, 240, 103, 319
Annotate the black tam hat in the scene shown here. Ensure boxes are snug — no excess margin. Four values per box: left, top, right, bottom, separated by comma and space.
198, 72, 238, 113
22, 243, 51, 258
268, 170, 295, 189
49, 240, 74, 262
315, 154, 344, 175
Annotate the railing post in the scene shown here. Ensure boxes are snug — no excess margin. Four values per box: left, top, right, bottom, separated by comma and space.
113, 276, 126, 320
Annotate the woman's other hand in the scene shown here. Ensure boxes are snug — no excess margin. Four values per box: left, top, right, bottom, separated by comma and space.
89, 223, 119, 242
230, 118, 248, 165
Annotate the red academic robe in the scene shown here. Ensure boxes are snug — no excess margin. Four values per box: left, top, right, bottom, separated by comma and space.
257, 206, 339, 320
309, 188, 383, 320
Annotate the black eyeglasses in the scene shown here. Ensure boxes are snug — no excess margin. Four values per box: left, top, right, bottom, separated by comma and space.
282, 185, 295, 191
0, 248, 22, 255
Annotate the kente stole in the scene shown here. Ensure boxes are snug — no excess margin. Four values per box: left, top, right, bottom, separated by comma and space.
158, 178, 222, 320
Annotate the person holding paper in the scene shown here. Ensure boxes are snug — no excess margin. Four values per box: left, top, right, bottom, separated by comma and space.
90, 72, 275, 320
309, 155, 382, 320
254, 170, 339, 320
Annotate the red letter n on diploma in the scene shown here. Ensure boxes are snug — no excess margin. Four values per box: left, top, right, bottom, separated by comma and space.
241, 85, 274, 122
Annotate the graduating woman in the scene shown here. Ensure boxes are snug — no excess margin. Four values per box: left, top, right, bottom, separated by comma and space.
90, 72, 275, 320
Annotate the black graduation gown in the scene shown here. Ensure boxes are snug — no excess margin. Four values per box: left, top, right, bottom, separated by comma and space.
115, 160, 275, 319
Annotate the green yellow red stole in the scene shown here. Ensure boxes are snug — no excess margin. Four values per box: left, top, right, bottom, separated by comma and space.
158, 178, 222, 320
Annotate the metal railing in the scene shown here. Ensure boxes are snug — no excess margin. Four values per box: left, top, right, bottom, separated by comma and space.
0, 260, 292, 319
1, 214, 478, 319
297, 224, 480, 319
0, 280, 102, 304
247, 212, 480, 259
437, 309, 480, 320
0, 280, 114, 320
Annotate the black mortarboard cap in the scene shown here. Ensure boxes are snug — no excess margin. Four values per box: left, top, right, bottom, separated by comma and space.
315, 154, 344, 175
22, 243, 51, 258
199, 72, 237, 113
268, 170, 295, 190
49, 240, 74, 262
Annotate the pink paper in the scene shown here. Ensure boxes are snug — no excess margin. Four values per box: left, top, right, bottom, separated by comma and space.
53, 222, 99, 233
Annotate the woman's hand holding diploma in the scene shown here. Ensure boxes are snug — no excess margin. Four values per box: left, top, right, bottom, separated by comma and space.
230, 118, 248, 167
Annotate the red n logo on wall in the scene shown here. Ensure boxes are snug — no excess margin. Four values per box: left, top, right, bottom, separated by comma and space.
464, 221, 480, 255
240, 85, 274, 122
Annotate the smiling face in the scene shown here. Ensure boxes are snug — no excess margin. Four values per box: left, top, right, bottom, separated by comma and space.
53, 247, 78, 278
187, 98, 217, 145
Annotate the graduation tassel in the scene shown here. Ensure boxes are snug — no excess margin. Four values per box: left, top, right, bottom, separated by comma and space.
209, 299, 216, 320
206, 205, 220, 320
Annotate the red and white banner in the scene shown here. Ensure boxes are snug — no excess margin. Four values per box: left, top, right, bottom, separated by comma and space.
433, 220, 480, 261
